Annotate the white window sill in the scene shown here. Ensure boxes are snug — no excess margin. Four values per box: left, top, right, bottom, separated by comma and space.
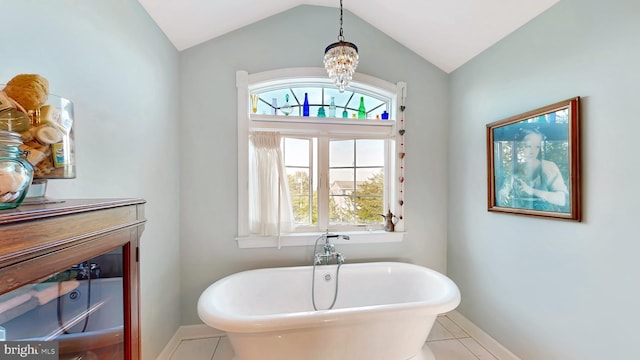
235, 231, 406, 249
250, 114, 396, 126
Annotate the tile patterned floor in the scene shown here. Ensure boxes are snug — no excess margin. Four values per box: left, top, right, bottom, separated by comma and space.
167, 314, 498, 360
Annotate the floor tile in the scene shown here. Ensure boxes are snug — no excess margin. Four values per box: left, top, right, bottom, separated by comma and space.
438, 314, 470, 338
427, 320, 456, 341
428, 339, 479, 360
169, 324, 501, 360
420, 342, 437, 360
212, 336, 235, 360
169, 337, 219, 360
459, 337, 498, 360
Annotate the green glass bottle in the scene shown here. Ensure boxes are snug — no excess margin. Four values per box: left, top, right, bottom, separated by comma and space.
358, 97, 366, 119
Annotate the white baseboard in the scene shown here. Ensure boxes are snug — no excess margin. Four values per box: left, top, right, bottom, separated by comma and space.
447, 310, 521, 360
156, 324, 225, 360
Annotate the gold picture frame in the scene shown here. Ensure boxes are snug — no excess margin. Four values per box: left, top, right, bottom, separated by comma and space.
487, 97, 581, 221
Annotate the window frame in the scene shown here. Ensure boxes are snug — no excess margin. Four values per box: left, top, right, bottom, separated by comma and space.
285, 135, 390, 233
236, 68, 406, 248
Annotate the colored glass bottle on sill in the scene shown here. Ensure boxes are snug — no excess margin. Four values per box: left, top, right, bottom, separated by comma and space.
281, 94, 293, 116
342, 108, 348, 118
358, 96, 366, 119
381, 110, 389, 120
328, 97, 337, 117
303, 93, 310, 117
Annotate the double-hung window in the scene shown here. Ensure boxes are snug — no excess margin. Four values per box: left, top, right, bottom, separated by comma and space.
237, 68, 406, 248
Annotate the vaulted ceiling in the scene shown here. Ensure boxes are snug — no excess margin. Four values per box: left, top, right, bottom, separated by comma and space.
137, 0, 559, 73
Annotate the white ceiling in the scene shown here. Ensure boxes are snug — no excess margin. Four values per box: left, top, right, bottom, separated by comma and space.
137, 0, 559, 73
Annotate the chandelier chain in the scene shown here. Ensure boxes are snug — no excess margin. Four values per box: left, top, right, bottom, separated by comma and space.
338, 0, 344, 40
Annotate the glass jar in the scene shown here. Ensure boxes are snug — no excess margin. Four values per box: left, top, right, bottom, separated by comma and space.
0, 87, 76, 180
0, 130, 34, 209
31, 94, 76, 179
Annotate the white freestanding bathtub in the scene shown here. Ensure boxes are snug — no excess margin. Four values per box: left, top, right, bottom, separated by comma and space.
198, 262, 461, 360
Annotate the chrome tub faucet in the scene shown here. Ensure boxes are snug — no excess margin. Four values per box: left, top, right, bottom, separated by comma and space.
314, 233, 350, 265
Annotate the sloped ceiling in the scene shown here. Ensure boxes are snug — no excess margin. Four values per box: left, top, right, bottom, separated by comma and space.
137, 0, 559, 73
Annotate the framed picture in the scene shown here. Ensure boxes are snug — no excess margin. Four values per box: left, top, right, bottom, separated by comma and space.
486, 97, 581, 221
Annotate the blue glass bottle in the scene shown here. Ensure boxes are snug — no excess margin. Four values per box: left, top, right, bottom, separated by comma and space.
303, 93, 310, 117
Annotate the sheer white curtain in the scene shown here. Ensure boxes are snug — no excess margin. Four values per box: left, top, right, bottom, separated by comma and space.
249, 132, 294, 238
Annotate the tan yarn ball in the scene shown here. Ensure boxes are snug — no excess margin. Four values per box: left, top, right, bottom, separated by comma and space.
3, 74, 49, 111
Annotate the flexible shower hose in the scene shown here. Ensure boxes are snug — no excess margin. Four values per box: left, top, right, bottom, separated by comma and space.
311, 235, 341, 311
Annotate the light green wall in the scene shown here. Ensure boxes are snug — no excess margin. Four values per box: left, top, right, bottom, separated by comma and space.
179, 5, 449, 325
3, 1, 181, 359
10, 1, 634, 358
449, 0, 640, 358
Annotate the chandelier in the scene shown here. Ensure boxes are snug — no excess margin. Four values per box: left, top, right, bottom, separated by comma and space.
323, 0, 359, 92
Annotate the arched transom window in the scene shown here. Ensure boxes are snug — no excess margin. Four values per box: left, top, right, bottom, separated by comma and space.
236, 68, 406, 248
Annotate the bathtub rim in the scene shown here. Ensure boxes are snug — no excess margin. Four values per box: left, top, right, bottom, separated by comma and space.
197, 261, 461, 334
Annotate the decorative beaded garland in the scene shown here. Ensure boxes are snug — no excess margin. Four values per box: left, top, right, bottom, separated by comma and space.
398, 100, 406, 220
